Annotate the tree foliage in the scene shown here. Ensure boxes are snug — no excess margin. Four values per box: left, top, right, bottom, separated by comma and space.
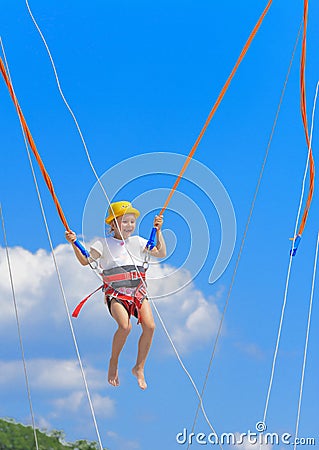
0, 418, 108, 450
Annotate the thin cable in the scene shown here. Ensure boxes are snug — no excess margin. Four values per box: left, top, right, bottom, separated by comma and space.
293, 229, 319, 450
262, 79, 319, 428
0, 204, 39, 450
0, 38, 104, 450
151, 300, 221, 446
187, 20, 303, 445
24, 2, 223, 440
24, 0, 135, 255
25, 0, 109, 203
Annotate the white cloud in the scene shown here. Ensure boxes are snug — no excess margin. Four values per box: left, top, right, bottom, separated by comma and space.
0, 243, 225, 447
0, 358, 106, 392
0, 357, 116, 428
0, 244, 103, 335
0, 243, 223, 354
147, 264, 222, 353
91, 393, 116, 418
53, 391, 115, 418
36, 415, 52, 432
53, 391, 84, 412
31, 359, 106, 391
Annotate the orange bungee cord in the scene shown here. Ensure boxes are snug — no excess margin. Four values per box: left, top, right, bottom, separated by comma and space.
291, 0, 315, 256
0, 58, 70, 231
146, 0, 273, 249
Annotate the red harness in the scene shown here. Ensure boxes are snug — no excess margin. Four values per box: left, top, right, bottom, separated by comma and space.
72, 267, 147, 323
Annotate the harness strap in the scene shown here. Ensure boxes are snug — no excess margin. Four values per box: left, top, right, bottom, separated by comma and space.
72, 270, 147, 319
72, 285, 103, 318
103, 270, 146, 283
134, 282, 147, 303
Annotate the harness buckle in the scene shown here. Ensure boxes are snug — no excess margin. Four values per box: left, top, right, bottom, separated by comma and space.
130, 271, 140, 281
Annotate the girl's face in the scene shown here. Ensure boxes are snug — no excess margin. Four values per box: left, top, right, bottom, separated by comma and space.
112, 214, 136, 240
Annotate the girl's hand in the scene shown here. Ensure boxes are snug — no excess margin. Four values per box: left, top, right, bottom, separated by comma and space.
65, 230, 77, 243
153, 215, 163, 231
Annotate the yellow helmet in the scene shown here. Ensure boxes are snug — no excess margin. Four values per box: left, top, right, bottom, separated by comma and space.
105, 201, 140, 224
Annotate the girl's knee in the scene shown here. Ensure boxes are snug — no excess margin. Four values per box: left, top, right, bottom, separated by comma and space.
143, 320, 155, 334
118, 321, 132, 335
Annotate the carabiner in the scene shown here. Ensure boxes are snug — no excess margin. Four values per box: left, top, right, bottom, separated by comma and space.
143, 251, 151, 270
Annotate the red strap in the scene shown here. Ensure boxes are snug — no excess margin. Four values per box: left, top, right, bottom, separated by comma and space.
72, 285, 103, 318
103, 286, 137, 302
73, 278, 146, 319
102, 270, 145, 283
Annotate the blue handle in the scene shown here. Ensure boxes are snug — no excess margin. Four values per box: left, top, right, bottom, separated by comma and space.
146, 227, 157, 250
290, 235, 301, 257
74, 239, 90, 258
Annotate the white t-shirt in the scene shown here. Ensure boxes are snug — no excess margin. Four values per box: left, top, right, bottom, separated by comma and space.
90, 235, 148, 271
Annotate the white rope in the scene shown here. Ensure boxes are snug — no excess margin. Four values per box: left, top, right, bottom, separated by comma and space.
293, 229, 319, 450
0, 38, 104, 450
0, 204, 40, 450
261, 80, 319, 428
293, 81, 319, 450
25, 0, 134, 273
25, 0, 109, 204
150, 299, 220, 438
24, 1, 222, 444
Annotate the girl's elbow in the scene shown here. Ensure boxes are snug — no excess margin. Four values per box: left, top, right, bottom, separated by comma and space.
159, 249, 167, 258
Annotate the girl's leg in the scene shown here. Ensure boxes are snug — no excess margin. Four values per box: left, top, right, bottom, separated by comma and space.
108, 301, 132, 386
132, 300, 155, 390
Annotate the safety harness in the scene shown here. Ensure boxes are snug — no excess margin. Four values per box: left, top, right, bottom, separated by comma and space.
72, 265, 147, 323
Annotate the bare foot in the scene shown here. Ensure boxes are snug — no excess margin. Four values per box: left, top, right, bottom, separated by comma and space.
108, 359, 120, 387
132, 366, 147, 390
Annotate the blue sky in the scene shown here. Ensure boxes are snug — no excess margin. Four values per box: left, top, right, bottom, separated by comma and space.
0, 1, 319, 449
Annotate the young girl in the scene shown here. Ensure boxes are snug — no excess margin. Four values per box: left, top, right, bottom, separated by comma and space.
65, 201, 166, 390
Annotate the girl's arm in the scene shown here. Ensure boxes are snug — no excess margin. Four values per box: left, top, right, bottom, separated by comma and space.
65, 231, 100, 266
150, 215, 167, 258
